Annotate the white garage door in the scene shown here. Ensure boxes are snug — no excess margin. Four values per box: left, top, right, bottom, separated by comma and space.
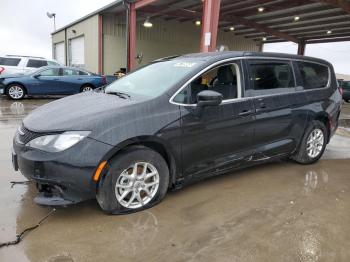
69, 36, 85, 68
54, 42, 65, 65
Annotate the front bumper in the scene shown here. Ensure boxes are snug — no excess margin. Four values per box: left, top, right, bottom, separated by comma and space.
13, 135, 113, 206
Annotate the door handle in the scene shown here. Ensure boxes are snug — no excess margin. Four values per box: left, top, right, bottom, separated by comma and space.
238, 109, 254, 116
53, 78, 59, 80
259, 102, 266, 109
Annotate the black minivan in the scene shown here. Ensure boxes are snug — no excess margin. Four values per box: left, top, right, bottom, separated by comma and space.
12, 52, 342, 214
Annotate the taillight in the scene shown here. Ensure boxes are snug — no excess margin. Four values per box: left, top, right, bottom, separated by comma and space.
102, 75, 107, 85
339, 87, 343, 96
0, 67, 4, 74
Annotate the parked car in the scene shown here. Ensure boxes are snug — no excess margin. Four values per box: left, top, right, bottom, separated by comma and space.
0, 66, 107, 99
12, 52, 342, 214
338, 80, 350, 102
0, 55, 60, 75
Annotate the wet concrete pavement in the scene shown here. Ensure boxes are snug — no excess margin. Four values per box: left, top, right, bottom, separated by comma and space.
0, 98, 350, 262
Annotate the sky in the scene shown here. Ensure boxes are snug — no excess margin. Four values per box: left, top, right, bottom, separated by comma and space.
1, 0, 350, 75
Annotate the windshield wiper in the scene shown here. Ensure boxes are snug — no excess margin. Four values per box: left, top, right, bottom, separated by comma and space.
106, 91, 131, 99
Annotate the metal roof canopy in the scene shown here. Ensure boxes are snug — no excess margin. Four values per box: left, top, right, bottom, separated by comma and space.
133, 0, 350, 49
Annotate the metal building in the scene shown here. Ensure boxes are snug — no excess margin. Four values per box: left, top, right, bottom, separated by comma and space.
51, 0, 350, 75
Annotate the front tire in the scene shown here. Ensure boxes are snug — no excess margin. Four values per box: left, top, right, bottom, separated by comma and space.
291, 120, 328, 165
96, 146, 169, 214
7, 84, 26, 100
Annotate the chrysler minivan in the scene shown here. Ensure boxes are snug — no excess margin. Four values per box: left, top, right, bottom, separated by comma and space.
12, 52, 342, 214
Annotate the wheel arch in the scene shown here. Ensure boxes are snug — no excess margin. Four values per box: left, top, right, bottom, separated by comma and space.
99, 136, 179, 189
80, 83, 96, 91
312, 112, 331, 143
6, 82, 27, 94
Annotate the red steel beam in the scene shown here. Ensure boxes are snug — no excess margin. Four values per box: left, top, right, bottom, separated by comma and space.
98, 14, 103, 74
306, 36, 350, 43
320, 0, 350, 13
135, 0, 159, 10
200, 0, 222, 52
127, 3, 137, 71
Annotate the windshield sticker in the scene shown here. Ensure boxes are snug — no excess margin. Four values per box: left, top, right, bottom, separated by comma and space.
174, 62, 197, 68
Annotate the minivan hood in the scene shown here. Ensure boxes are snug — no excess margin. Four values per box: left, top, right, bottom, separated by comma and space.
23, 92, 142, 133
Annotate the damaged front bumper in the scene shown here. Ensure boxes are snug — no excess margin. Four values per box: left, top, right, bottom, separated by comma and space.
13, 135, 113, 206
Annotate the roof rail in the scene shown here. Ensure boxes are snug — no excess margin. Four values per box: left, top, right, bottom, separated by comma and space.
6, 55, 45, 59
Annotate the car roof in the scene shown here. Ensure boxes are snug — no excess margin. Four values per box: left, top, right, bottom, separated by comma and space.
169, 51, 332, 67
37, 65, 91, 73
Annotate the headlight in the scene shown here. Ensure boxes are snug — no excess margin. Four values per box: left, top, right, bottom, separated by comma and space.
26, 131, 90, 152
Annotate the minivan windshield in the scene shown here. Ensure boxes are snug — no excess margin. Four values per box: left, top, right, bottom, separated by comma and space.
105, 60, 202, 98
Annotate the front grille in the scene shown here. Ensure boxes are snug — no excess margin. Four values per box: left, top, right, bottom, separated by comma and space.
17, 124, 43, 144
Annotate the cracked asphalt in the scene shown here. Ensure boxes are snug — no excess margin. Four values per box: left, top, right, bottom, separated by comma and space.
0, 97, 350, 262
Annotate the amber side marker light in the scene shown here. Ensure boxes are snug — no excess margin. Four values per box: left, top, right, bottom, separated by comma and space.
93, 161, 108, 182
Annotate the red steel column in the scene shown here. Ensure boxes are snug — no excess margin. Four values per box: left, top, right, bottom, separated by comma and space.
127, 3, 137, 71
98, 14, 103, 74
200, 0, 221, 52
297, 41, 306, 56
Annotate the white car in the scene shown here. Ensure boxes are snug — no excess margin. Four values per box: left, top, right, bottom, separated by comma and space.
0, 55, 60, 75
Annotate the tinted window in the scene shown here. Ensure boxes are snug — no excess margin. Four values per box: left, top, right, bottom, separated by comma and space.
39, 68, 60, 76
0, 57, 21, 66
63, 68, 79, 76
27, 59, 48, 68
297, 61, 329, 90
173, 64, 239, 104
344, 81, 350, 90
246, 60, 295, 97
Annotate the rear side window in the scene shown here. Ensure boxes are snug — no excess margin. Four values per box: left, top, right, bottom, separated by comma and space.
40, 68, 60, 76
0, 57, 21, 66
297, 62, 329, 90
27, 59, 48, 68
246, 60, 295, 97
63, 68, 79, 75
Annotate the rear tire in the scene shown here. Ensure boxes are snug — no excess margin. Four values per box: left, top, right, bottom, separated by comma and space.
80, 84, 94, 92
6, 84, 26, 100
96, 146, 169, 214
291, 120, 328, 165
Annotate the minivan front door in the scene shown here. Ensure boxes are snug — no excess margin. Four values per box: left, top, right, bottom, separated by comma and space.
180, 99, 255, 179
175, 62, 255, 179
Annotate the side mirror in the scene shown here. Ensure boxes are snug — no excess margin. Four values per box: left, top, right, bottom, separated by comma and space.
193, 90, 223, 116
197, 90, 223, 107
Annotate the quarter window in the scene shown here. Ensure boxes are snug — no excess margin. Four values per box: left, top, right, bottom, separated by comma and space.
27, 59, 48, 68
246, 60, 295, 97
173, 64, 239, 104
297, 62, 329, 90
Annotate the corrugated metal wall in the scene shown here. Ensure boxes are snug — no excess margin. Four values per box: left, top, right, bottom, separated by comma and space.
52, 15, 99, 73
103, 15, 260, 75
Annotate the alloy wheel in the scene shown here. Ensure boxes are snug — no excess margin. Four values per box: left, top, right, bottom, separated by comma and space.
8, 85, 24, 99
82, 86, 93, 92
115, 162, 160, 209
306, 128, 324, 158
